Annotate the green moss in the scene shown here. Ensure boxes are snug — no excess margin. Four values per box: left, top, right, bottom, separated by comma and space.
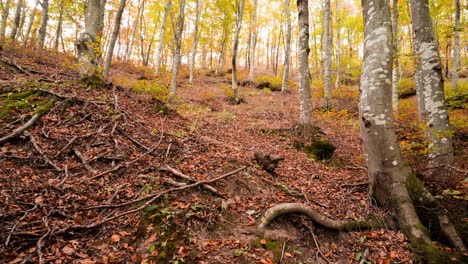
295, 140, 336, 160
81, 74, 106, 89
252, 238, 284, 263
409, 237, 456, 264
0, 90, 43, 120
33, 99, 55, 115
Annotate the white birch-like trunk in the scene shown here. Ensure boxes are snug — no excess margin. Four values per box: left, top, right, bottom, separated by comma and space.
21, 0, 38, 46
323, 0, 332, 109
281, 0, 291, 93
189, 0, 201, 84
154, 0, 171, 75
410, 0, 454, 167
334, 0, 341, 90
451, 0, 460, 90
37, 0, 48, 48
9, 0, 22, 41
297, 0, 311, 124
248, 0, 257, 82
77, 0, 107, 83
54, 0, 64, 51
391, 0, 399, 112
0, 0, 11, 39
103, 0, 126, 79
231, 0, 244, 104
126, 0, 144, 61
169, 0, 186, 96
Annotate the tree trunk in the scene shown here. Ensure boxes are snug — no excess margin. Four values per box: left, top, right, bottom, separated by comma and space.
391, 0, 399, 112
451, 0, 460, 90
22, 0, 38, 46
16, 2, 25, 40
334, 0, 341, 91
360, 1, 465, 262
189, 0, 202, 84
169, 0, 186, 96
37, 0, 48, 48
76, 0, 107, 85
215, 27, 226, 76
154, 0, 171, 75
9, 0, 22, 41
410, 0, 453, 167
274, 29, 281, 77
0, 0, 11, 39
248, 0, 257, 82
323, 0, 332, 109
54, 0, 64, 50
297, 0, 312, 125
103, 0, 126, 79
231, 0, 244, 104
126, 0, 144, 61
281, 0, 291, 93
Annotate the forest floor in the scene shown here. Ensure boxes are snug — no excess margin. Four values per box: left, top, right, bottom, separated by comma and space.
0, 45, 466, 264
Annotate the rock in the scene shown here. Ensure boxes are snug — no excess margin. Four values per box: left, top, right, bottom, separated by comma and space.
253, 151, 284, 173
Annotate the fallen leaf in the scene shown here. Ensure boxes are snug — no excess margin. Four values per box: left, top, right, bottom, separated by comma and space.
110, 234, 121, 242
61, 246, 75, 256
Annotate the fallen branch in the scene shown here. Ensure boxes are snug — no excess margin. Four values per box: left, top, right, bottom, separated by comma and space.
25, 131, 62, 171
40, 166, 248, 236
5, 204, 38, 246
138, 174, 187, 187
0, 114, 41, 145
160, 165, 222, 196
37, 218, 51, 264
74, 148, 97, 174
258, 203, 383, 232
85, 166, 247, 211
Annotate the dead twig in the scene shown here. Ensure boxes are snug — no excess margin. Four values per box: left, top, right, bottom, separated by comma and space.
5, 204, 38, 246
160, 165, 222, 196
74, 148, 98, 174
56, 165, 70, 187
85, 166, 247, 211
25, 131, 62, 171
0, 113, 41, 145
138, 174, 187, 187
37, 218, 51, 264
358, 248, 370, 264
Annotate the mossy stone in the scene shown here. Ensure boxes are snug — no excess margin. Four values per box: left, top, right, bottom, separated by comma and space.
296, 140, 336, 160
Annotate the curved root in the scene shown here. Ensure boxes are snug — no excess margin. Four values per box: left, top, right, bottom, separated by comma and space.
258, 203, 382, 232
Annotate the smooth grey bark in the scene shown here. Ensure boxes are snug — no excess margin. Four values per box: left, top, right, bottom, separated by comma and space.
169, 0, 186, 96
9, 0, 22, 41
0, 0, 11, 39
410, 0, 453, 167
323, 0, 332, 109
297, 0, 312, 124
391, 0, 399, 112
126, 0, 144, 61
154, 0, 171, 75
451, 0, 460, 90
77, 0, 107, 82
360, 0, 465, 261
281, 0, 291, 93
54, 0, 64, 50
22, 0, 38, 46
103, 0, 126, 79
231, 0, 244, 104
189, 0, 202, 84
16, 2, 25, 39
37, 0, 48, 48
248, 0, 257, 82
334, 0, 341, 90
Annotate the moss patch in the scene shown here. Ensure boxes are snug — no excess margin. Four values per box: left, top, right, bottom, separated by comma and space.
295, 140, 336, 160
0, 90, 46, 121
252, 238, 284, 262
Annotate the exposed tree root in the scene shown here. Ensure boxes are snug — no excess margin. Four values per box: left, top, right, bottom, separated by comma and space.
0, 113, 41, 145
257, 203, 385, 232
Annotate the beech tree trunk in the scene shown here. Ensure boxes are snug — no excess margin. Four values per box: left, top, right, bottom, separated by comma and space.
103, 0, 126, 79
22, 0, 38, 46
54, 0, 64, 51
297, 0, 312, 125
169, 0, 186, 96
391, 0, 399, 112
410, 0, 453, 167
334, 0, 341, 91
9, 0, 22, 41
248, 0, 257, 82
37, 0, 48, 48
323, 0, 332, 109
0, 0, 11, 39
451, 0, 460, 90
281, 0, 291, 93
76, 0, 107, 84
154, 0, 171, 75
189, 0, 201, 84
360, 1, 465, 262
231, 0, 244, 104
